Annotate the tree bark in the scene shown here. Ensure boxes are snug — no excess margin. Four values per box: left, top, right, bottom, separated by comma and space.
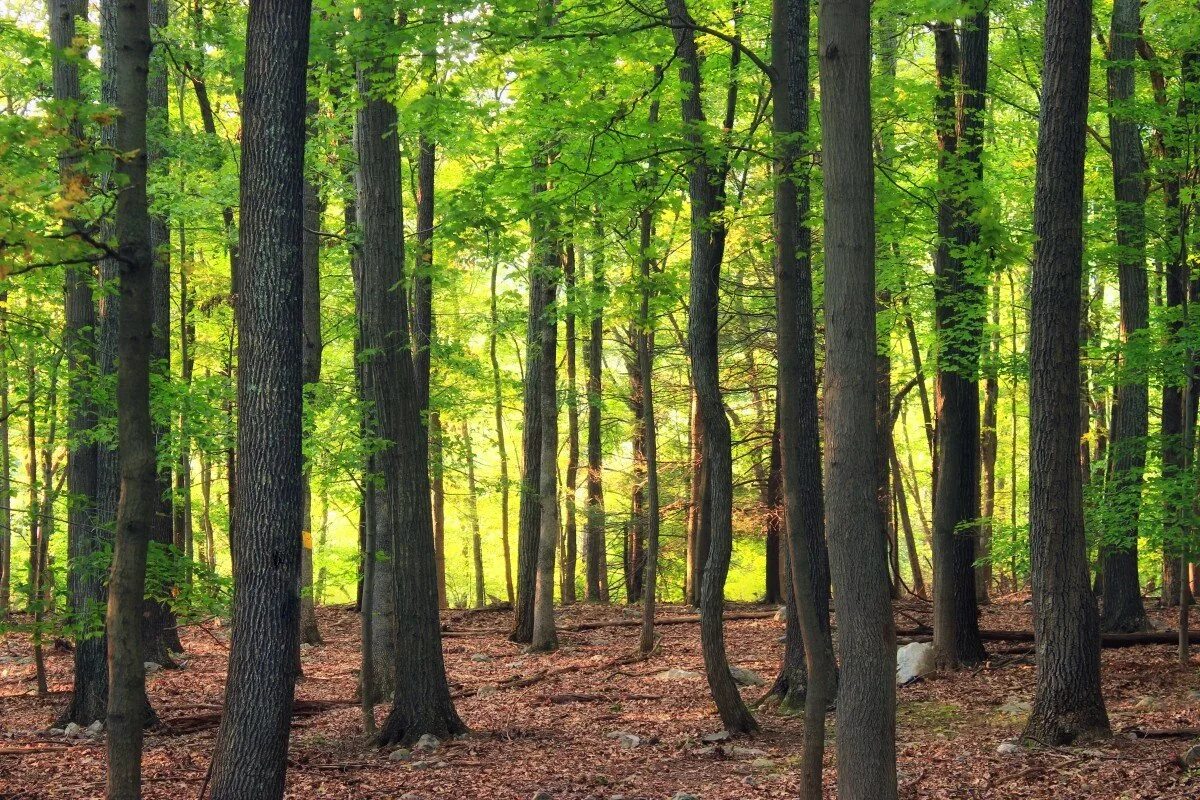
638, 103, 662, 652
665, 0, 756, 734
979, 277, 999, 603
819, 0, 898, 793
584, 226, 608, 603
489, 258, 515, 604
463, 422, 485, 608
562, 244, 579, 605
1022, 0, 1111, 745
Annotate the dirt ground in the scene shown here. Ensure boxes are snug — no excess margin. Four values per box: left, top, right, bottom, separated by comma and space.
1, 600, 1197, 799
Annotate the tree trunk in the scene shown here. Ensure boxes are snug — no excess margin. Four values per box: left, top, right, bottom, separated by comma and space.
104, 0, 159, 792
299, 119, 324, 647
530, 240, 560, 653
0, 288, 9, 615
772, 0, 836, 789
624, 331, 647, 603
489, 258, 515, 604
463, 422, 485, 608
666, 0, 756, 734
585, 227, 608, 603
763, 423, 782, 605
562, 244, 579, 605
207, 3, 310, 796
1022, 0, 1111, 745
354, 38, 465, 745
979, 277, 999, 604
819, 0, 898, 793
1099, 0, 1151, 634
638, 110, 662, 652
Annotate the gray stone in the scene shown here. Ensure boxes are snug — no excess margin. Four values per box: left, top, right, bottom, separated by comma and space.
414, 733, 441, 751
895, 642, 935, 685
700, 730, 731, 743
729, 666, 766, 687
388, 748, 411, 761
996, 741, 1021, 756
1133, 696, 1159, 710
671, 793, 700, 800
1182, 744, 1200, 768
85, 720, 103, 736
730, 747, 767, 758
605, 731, 641, 749
774, 606, 787, 622
143, 662, 162, 674
997, 698, 1032, 715
63, 722, 83, 738
476, 684, 499, 698
47, 728, 65, 736
656, 668, 701, 681
749, 758, 775, 769
470, 653, 493, 663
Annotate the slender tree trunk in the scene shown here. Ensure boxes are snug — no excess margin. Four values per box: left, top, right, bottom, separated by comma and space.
1022, 0, 1111, 745
584, 228, 608, 603
104, 0, 159, 792
355, 34, 465, 745
891, 437, 927, 598
0, 289, 9, 615
530, 242, 560, 652
562, 245, 579, 605
1099, 0, 1151, 633
463, 422, 485, 609
763, 423, 782, 604
489, 258, 515, 605
772, 0, 835, 789
638, 104, 662, 652
207, 3, 310, 796
666, 0, 756, 734
820, 0, 898, 792
979, 278, 999, 604
625, 332, 647, 602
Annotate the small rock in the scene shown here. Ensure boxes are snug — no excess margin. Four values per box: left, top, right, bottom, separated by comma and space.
388, 748, 411, 761
47, 727, 65, 736
435, 761, 448, 768
671, 793, 700, 800
85, 720, 103, 736
606, 731, 641, 749
471, 653, 493, 663
700, 730, 731, 743
656, 668, 701, 681
773, 606, 787, 622
476, 684, 499, 698
997, 698, 1032, 715
64, 722, 83, 738
895, 642, 935, 685
749, 758, 775, 769
414, 733, 440, 751
996, 741, 1021, 756
410, 760, 434, 770
1182, 744, 1200, 768
1132, 696, 1159, 710
143, 662, 162, 674
729, 666, 765, 687
730, 747, 766, 758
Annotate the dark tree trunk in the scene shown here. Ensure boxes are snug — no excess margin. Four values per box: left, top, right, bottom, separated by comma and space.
489, 259, 515, 604
104, 0, 159, 793
771, 0, 836, 789
819, 0, 898, 793
685, 391, 706, 606
1022, 0, 1111, 745
562, 245, 579, 605
666, 0, 756, 734
930, 22, 987, 670
979, 278, 999, 604
50, 0, 106, 727
638, 104, 662, 652
763, 423, 782, 605
530, 238, 560, 652
584, 228, 608, 603
354, 41, 465, 745
1099, 0, 1151, 634
624, 334, 647, 603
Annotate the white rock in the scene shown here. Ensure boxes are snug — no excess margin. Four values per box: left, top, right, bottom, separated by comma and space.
749, 758, 775, 769
895, 642, 935, 685
414, 733, 440, 751
730, 747, 766, 758
729, 666, 765, 687
773, 606, 787, 622
655, 668, 701, 681
996, 741, 1022, 756
86, 720, 103, 736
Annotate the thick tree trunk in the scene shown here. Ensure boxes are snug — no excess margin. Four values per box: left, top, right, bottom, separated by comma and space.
207, 3, 310, 796
354, 43, 465, 746
584, 229, 608, 603
772, 0, 835, 789
530, 242, 560, 652
104, 0, 159, 793
931, 22, 986, 670
1022, 0, 1111, 745
1099, 0, 1151, 634
819, 0, 898, 794
666, 0, 756, 734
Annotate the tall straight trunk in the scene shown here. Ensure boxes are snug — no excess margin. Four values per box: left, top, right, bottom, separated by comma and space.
51, 0, 106, 725
763, 422, 782, 604
931, 22, 986, 669
625, 335, 647, 602
819, 0, 898, 794
463, 422, 485, 608
890, 437, 927, 598
207, 1, 310, 795
299, 103, 324, 647
489, 259, 514, 604
666, 0, 756, 734
0, 289, 9, 615
584, 229, 608, 602
1099, 0, 1150, 633
142, 0, 182, 665
562, 244, 579, 604
772, 0, 836, 789
638, 98, 662, 652
199, 446, 215, 569
979, 277, 999, 603
685, 394, 708, 605
175, 223, 195, 581
355, 38, 465, 746
25, 355, 38, 612
104, 0, 158, 792
1022, 0, 1111, 745
530, 242, 560, 652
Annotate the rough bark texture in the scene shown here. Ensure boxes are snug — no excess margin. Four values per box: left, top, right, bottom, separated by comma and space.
666, 0, 756, 734
819, 0, 898, 793
104, 0, 156, 794
530, 243, 560, 653
1099, 0, 1150, 634
931, 22, 986, 670
1022, 0, 1111, 746
355, 47, 465, 746
772, 0, 835, 789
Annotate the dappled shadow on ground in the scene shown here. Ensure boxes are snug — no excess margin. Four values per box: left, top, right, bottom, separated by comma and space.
1, 600, 1196, 798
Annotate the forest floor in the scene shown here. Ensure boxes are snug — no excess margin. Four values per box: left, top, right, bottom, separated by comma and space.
1, 600, 1198, 799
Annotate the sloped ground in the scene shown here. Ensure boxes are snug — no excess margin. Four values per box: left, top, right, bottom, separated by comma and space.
1, 600, 1197, 799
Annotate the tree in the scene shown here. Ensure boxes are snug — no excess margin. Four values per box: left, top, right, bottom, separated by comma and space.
819, 0, 897, 794
104, 0, 157, 794
354, 12, 466, 743
1022, 0, 1111, 746
1099, 0, 1151, 634
665, 0, 756, 734
206, 0, 311, 795
584, 223, 608, 603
